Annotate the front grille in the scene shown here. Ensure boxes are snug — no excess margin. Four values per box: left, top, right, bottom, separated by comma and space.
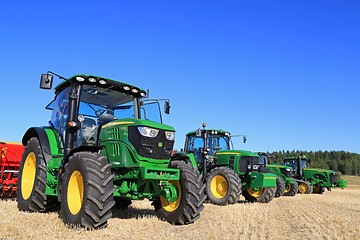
330, 173, 338, 184
280, 168, 292, 178
128, 126, 174, 160
239, 156, 260, 172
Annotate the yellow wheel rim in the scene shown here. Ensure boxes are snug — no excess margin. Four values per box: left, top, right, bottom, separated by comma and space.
21, 152, 37, 200
247, 188, 264, 198
299, 183, 308, 194
160, 180, 181, 212
210, 175, 228, 199
284, 183, 291, 193
67, 170, 84, 215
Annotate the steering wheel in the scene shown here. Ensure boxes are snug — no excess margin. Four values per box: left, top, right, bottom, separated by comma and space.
95, 109, 114, 117
95, 109, 115, 125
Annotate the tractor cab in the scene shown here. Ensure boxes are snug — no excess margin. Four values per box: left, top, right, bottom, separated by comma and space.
184, 127, 231, 170
42, 74, 172, 158
283, 156, 309, 179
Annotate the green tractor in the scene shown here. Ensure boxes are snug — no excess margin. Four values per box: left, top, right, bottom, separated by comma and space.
17, 72, 205, 229
282, 156, 347, 194
257, 153, 298, 197
172, 125, 277, 205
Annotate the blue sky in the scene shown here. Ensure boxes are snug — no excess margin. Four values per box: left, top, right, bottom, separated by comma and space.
0, 1, 359, 153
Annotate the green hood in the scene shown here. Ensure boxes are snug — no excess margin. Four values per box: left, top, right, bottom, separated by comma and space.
102, 118, 175, 131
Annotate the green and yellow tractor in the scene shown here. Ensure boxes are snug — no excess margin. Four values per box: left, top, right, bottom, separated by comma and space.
282, 156, 347, 194
17, 72, 205, 229
172, 125, 277, 205
257, 153, 298, 197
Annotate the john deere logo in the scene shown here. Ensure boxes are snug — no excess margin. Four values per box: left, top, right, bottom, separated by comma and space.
158, 142, 163, 148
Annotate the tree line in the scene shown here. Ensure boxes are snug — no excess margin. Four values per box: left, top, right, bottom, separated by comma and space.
269, 150, 360, 176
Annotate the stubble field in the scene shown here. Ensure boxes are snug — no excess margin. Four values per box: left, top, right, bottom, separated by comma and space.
1, 186, 359, 239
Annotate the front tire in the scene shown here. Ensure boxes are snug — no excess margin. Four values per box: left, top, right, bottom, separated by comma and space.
243, 187, 276, 203
17, 137, 57, 212
298, 181, 313, 194
274, 176, 285, 198
60, 152, 115, 229
313, 184, 325, 194
153, 160, 206, 225
283, 180, 298, 196
205, 167, 242, 205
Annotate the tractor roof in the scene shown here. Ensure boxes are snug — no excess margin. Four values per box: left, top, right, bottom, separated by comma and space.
186, 129, 231, 136
54, 74, 146, 98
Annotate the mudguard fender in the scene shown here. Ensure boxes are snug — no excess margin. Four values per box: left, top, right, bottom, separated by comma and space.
22, 127, 52, 164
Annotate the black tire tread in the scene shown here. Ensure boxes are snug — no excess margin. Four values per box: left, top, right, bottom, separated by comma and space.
60, 152, 115, 229
275, 176, 286, 198
206, 167, 242, 205
283, 179, 298, 197
17, 137, 57, 212
153, 160, 206, 225
242, 186, 276, 203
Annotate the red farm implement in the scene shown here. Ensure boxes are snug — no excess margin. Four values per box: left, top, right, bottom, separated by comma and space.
0, 141, 24, 197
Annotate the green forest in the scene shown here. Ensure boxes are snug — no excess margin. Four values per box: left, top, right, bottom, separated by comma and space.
269, 150, 360, 176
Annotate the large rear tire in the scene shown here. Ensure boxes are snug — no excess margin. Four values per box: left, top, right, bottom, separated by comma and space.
283, 180, 298, 196
242, 187, 276, 203
205, 167, 242, 205
17, 137, 57, 212
275, 176, 285, 198
153, 160, 206, 225
60, 152, 115, 229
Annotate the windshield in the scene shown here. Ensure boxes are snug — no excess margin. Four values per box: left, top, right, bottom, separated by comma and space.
301, 160, 307, 168
284, 160, 297, 170
140, 101, 162, 123
207, 134, 230, 155
79, 84, 135, 118
78, 85, 163, 123
259, 155, 268, 165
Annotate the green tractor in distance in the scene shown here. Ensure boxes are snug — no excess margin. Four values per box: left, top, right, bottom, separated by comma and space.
282, 156, 347, 194
17, 72, 205, 229
172, 125, 277, 205
257, 153, 298, 197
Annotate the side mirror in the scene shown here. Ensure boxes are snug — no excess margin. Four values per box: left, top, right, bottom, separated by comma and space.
40, 74, 53, 89
164, 101, 170, 114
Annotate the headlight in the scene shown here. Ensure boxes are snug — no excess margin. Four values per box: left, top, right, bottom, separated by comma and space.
88, 77, 97, 83
286, 168, 291, 172
138, 126, 159, 138
99, 79, 107, 85
76, 76, 85, 82
252, 165, 259, 170
165, 131, 175, 141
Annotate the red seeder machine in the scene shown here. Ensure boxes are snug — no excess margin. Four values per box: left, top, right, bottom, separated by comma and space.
0, 141, 24, 197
